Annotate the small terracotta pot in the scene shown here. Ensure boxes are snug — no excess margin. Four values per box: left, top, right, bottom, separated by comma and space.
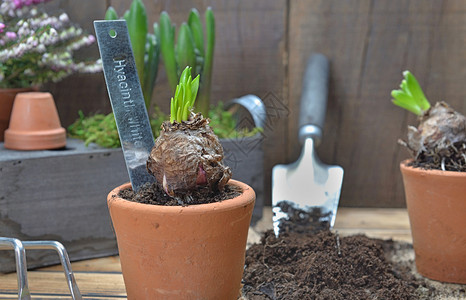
400, 159, 466, 284
4, 92, 66, 150
107, 179, 255, 299
0, 87, 37, 142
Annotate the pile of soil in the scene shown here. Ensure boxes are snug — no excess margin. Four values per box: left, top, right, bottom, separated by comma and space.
242, 230, 465, 300
243, 230, 413, 299
118, 182, 241, 206
242, 203, 466, 299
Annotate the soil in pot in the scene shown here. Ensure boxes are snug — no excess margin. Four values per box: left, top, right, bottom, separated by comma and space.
242, 207, 466, 300
118, 182, 241, 205
408, 141, 466, 172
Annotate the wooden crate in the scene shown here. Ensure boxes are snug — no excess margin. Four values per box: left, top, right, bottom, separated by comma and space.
0, 139, 127, 272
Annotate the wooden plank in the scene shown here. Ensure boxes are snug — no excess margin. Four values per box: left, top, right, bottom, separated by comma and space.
41, 256, 122, 273
334, 209, 411, 242
287, 0, 466, 207
334, 208, 410, 230
0, 271, 125, 298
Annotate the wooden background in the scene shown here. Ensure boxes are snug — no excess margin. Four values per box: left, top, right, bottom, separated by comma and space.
43, 0, 466, 208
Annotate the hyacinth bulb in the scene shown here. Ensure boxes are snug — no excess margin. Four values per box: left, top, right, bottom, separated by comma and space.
147, 113, 231, 197
406, 101, 466, 158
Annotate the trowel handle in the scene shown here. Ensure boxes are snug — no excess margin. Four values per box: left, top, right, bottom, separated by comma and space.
298, 53, 329, 145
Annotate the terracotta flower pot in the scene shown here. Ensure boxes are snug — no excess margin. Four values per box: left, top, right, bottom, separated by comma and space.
400, 159, 466, 284
107, 179, 255, 299
0, 87, 37, 142
4, 92, 66, 150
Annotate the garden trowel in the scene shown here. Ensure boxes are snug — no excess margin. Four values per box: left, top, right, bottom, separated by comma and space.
272, 53, 344, 236
94, 20, 155, 192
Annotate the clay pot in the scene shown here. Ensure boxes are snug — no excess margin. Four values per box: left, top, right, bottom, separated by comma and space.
107, 179, 255, 299
4, 92, 66, 150
0, 87, 37, 142
400, 159, 466, 284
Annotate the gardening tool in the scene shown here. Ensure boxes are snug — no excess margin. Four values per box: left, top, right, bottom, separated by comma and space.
0, 237, 82, 300
94, 20, 155, 192
272, 53, 344, 236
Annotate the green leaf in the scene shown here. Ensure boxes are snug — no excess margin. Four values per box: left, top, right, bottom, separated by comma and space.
400, 79, 410, 95
176, 106, 182, 122
185, 77, 192, 106
176, 23, 197, 76
124, 0, 147, 85
403, 71, 430, 112
170, 97, 175, 123
188, 8, 205, 59
182, 101, 190, 120
391, 71, 431, 116
190, 75, 200, 106
105, 6, 118, 20
159, 11, 178, 92
179, 66, 191, 86
196, 7, 215, 117
174, 83, 181, 105
391, 90, 422, 115
142, 31, 159, 110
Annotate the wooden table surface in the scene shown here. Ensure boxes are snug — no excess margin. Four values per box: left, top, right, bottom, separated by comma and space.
0, 208, 411, 299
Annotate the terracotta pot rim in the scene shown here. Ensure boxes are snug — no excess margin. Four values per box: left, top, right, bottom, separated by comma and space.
6, 127, 66, 135
108, 179, 256, 214
400, 158, 466, 177
14, 91, 50, 98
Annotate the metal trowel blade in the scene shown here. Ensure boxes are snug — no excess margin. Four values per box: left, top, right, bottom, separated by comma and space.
272, 138, 344, 236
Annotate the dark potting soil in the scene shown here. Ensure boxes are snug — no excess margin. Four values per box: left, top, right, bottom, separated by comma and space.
118, 182, 241, 206
242, 230, 466, 300
275, 201, 330, 235
409, 141, 466, 172
242, 230, 422, 300
241, 203, 466, 299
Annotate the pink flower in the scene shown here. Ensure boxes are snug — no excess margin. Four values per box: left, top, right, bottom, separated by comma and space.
13, 0, 52, 9
14, 0, 23, 9
0, 23, 5, 33
87, 34, 95, 44
6, 32, 17, 39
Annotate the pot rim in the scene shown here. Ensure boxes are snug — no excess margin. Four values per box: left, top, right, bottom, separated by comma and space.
107, 179, 256, 215
400, 158, 466, 177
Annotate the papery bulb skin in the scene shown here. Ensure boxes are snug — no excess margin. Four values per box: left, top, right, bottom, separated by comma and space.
406, 102, 466, 158
147, 113, 231, 197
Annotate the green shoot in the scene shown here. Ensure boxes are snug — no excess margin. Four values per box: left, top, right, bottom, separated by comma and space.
170, 66, 200, 123
391, 71, 431, 116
